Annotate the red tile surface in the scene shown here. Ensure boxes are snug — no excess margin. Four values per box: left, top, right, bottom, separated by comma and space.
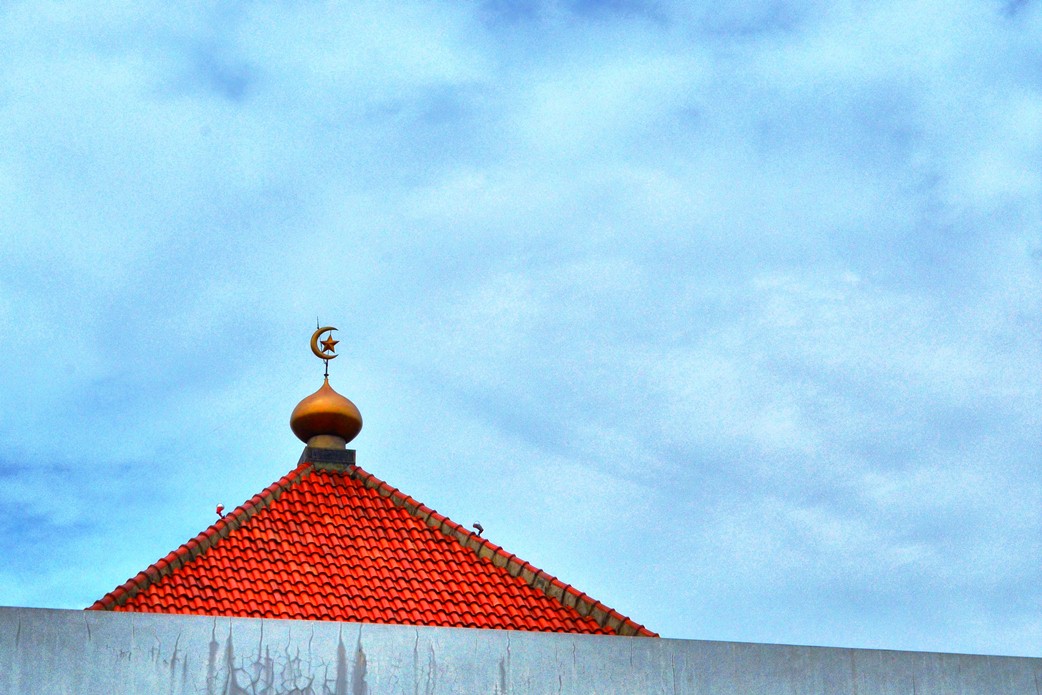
90, 462, 655, 637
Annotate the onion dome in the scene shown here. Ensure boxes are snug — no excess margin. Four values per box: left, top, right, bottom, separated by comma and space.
290, 377, 363, 449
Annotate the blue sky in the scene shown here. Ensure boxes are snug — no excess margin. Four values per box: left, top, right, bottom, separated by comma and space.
1, 0, 1040, 657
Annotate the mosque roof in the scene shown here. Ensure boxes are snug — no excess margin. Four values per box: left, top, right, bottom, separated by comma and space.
88, 454, 656, 637
89, 327, 654, 637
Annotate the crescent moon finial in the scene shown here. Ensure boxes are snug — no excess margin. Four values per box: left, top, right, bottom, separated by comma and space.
292, 323, 363, 448
310, 326, 339, 377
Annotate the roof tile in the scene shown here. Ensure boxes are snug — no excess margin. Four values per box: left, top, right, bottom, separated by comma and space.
89, 461, 655, 637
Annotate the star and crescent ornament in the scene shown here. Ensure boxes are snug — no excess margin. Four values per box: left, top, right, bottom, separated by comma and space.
310, 326, 339, 361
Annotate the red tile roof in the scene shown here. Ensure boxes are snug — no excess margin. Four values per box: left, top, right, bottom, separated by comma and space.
89, 459, 656, 637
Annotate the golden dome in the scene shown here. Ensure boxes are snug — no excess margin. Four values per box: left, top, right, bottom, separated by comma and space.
290, 377, 363, 448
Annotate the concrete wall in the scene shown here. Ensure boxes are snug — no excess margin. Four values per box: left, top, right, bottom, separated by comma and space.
1, 606, 1038, 694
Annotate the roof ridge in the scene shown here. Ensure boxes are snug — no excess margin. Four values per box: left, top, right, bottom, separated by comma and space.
347, 464, 657, 637
87, 463, 312, 611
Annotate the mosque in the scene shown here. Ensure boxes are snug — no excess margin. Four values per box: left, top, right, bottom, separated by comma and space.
0, 327, 1037, 692
88, 326, 654, 638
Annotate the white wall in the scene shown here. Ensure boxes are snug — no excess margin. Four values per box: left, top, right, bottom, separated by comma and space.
1, 607, 1038, 694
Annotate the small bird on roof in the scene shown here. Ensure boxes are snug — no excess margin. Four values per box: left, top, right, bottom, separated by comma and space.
216, 504, 225, 518
472, 522, 483, 536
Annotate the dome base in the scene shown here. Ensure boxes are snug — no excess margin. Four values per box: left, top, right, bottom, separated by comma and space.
308, 434, 347, 450
298, 445, 356, 468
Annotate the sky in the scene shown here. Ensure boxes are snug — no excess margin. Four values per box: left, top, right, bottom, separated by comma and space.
1, 0, 1040, 658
